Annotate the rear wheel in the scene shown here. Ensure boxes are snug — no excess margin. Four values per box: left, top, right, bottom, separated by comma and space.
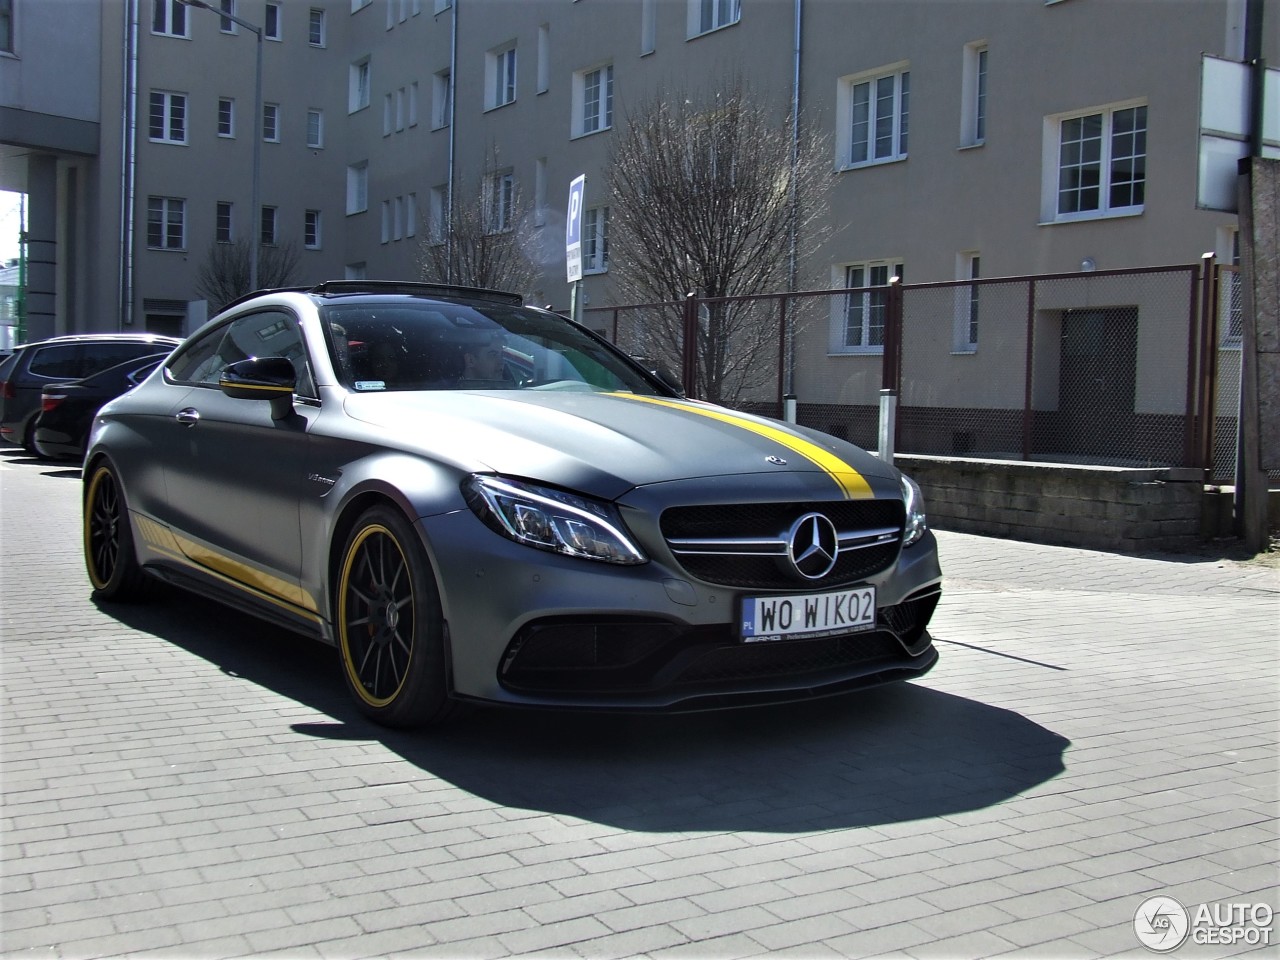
84, 461, 151, 601
336, 505, 452, 728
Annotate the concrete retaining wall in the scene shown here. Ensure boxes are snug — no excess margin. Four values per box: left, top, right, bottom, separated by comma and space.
896, 455, 1205, 553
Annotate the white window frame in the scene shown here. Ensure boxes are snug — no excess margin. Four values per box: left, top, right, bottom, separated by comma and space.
152, 0, 189, 37
218, 0, 237, 34
688, 0, 740, 38
583, 206, 610, 273
406, 193, 417, 238
485, 170, 515, 233
216, 201, 234, 244
306, 108, 324, 148
641, 0, 656, 55
380, 200, 391, 243
304, 209, 322, 249
573, 63, 613, 138
829, 260, 902, 355
308, 7, 326, 46
262, 102, 280, 142
486, 43, 517, 110
837, 63, 910, 171
383, 92, 394, 136
149, 90, 187, 144
1042, 100, 1147, 223
395, 88, 405, 131
953, 252, 981, 353
264, 2, 281, 40
260, 205, 278, 246
350, 58, 371, 113
429, 185, 447, 244
347, 162, 369, 214
537, 24, 550, 94
960, 43, 987, 148
408, 82, 419, 127
433, 70, 452, 128
217, 97, 235, 138
146, 196, 186, 250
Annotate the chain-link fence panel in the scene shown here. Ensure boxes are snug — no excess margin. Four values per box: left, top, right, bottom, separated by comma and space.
1212, 265, 1244, 485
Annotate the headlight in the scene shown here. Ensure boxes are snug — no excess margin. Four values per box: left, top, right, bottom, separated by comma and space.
464, 475, 647, 565
901, 474, 927, 547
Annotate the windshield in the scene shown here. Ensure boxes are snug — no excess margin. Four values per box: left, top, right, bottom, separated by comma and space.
321, 299, 663, 396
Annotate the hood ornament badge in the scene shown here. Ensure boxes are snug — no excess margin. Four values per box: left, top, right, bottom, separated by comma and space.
766, 456, 787, 466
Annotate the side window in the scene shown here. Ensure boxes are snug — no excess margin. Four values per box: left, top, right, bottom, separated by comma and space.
25, 346, 82, 380
169, 310, 317, 398
80, 342, 163, 378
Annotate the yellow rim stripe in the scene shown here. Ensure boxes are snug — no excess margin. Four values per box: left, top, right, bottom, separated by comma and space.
612, 394, 873, 499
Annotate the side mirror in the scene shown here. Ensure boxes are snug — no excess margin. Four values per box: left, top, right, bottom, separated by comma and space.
219, 356, 297, 420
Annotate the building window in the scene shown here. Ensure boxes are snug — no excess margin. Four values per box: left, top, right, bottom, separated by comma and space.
486, 171, 514, 233
1051, 103, 1146, 220
834, 261, 902, 353
429, 185, 447, 243
350, 58, 371, 113
408, 82, 419, 126
954, 252, 980, 351
262, 103, 280, 142
347, 162, 368, 214
264, 2, 281, 39
839, 66, 909, 169
961, 43, 987, 147
575, 64, 613, 137
380, 200, 391, 243
308, 7, 326, 45
583, 207, 610, 273
351, 0, 371, 11
149, 91, 187, 144
306, 109, 324, 148
395, 87, 405, 131
537, 24, 550, 94
640, 0, 656, 55
406, 193, 417, 238
147, 197, 186, 250
433, 70, 452, 128
152, 0, 188, 37
305, 209, 322, 249
218, 0, 236, 33
217, 97, 235, 137
383, 93, 393, 136
260, 206, 278, 245
487, 44, 516, 109
0, 0, 13, 54
434, 0, 451, 13
690, 0, 740, 36
216, 201, 234, 243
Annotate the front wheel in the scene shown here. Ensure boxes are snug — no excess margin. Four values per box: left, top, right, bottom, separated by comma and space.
84, 461, 152, 602
335, 505, 452, 728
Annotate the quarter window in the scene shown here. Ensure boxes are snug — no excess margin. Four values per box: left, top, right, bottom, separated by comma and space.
147, 197, 186, 250
149, 91, 187, 144
1053, 104, 1146, 219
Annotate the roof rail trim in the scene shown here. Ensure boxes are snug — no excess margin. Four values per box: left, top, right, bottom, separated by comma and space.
307, 280, 524, 306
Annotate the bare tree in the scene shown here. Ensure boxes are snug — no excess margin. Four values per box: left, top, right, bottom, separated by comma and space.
195, 238, 301, 314
417, 152, 540, 298
606, 80, 830, 404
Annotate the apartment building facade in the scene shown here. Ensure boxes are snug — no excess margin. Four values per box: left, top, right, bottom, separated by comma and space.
0, 0, 1270, 347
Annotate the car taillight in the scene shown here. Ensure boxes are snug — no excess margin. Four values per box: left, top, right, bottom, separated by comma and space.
0, 380, 14, 400
41, 393, 66, 413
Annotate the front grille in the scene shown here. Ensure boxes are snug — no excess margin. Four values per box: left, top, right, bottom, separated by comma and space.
660, 500, 904, 589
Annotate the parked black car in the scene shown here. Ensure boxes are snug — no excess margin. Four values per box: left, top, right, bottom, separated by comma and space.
33, 353, 170, 460
0, 333, 181, 453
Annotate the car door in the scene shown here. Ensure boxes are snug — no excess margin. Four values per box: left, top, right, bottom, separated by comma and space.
158, 309, 319, 613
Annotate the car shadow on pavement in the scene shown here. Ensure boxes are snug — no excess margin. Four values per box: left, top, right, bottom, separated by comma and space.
101, 587, 1070, 834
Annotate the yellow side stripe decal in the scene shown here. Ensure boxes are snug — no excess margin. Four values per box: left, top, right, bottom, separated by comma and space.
613, 394, 873, 499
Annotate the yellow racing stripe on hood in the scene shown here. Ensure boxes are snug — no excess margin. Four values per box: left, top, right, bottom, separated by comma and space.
612, 393, 873, 499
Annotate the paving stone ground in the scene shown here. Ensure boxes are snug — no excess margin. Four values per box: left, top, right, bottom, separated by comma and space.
1, 448, 1277, 960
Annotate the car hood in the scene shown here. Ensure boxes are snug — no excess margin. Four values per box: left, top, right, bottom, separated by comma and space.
342, 389, 900, 501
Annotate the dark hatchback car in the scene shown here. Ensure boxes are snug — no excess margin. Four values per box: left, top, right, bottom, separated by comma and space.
33, 353, 170, 460
84, 281, 942, 728
0, 333, 181, 453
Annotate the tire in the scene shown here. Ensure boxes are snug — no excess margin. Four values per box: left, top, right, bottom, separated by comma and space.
335, 505, 453, 728
84, 461, 152, 602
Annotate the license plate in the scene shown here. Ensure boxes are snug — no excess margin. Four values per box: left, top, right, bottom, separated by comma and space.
741, 585, 876, 642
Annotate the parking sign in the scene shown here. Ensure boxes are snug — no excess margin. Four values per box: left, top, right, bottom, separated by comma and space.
566, 175, 585, 283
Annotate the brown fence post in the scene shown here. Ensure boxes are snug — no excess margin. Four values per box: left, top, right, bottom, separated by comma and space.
1022, 279, 1037, 460
1198, 254, 1220, 473
776, 296, 788, 418
681, 293, 699, 400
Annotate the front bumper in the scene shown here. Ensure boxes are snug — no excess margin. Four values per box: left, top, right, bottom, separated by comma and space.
420, 508, 942, 711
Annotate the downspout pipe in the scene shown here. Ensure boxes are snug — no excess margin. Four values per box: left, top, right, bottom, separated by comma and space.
446, 0, 459, 283
119, 0, 138, 328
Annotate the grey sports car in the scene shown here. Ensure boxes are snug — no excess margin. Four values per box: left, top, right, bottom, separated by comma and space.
84, 281, 942, 728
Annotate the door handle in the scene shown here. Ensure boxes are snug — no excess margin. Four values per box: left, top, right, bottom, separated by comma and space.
175, 408, 201, 426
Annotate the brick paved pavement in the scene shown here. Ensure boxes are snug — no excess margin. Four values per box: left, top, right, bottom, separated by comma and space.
2, 448, 1277, 959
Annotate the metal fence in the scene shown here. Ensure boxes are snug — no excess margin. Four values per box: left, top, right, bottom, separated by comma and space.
583, 259, 1261, 482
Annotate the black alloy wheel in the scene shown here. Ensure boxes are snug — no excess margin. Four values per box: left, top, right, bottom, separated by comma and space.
336, 505, 452, 728
84, 461, 151, 601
